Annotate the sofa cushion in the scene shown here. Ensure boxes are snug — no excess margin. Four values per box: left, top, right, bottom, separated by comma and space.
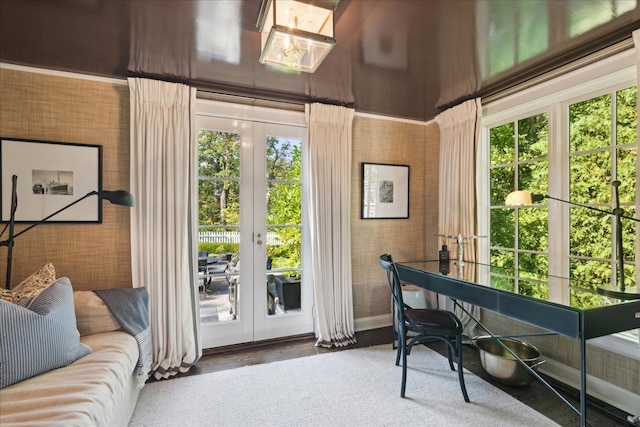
0, 331, 139, 427
74, 291, 121, 336
0, 277, 91, 388
0, 263, 56, 305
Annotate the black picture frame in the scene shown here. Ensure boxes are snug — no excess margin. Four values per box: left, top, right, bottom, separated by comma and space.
0, 137, 103, 223
361, 162, 409, 219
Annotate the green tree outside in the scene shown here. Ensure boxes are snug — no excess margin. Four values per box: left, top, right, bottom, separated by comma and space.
198, 131, 302, 272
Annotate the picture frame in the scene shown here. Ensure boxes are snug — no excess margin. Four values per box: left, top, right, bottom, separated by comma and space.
0, 138, 103, 223
361, 162, 409, 219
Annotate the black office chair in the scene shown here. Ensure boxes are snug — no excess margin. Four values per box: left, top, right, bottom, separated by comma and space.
378, 254, 469, 402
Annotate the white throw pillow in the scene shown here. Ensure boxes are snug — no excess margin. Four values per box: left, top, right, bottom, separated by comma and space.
74, 290, 121, 336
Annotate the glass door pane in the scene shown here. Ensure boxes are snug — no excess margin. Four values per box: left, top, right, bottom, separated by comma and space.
197, 116, 254, 348
197, 129, 241, 323
265, 136, 302, 317
252, 122, 313, 342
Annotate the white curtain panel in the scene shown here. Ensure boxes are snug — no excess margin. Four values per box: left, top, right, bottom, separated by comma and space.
435, 98, 482, 337
128, 78, 201, 379
305, 103, 356, 348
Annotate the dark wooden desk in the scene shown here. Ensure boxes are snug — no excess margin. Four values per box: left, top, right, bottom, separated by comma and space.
396, 260, 640, 427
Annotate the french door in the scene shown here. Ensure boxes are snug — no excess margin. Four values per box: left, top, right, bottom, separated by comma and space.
196, 102, 313, 348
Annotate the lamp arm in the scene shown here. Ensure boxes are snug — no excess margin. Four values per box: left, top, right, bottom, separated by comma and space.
549, 180, 632, 293
545, 195, 640, 223
1, 191, 98, 245
508, 183, 640, 298
2, 176, 133, 289
545, 195, 612, 216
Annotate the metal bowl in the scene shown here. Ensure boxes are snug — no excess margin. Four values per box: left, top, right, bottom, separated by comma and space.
475, 337, 542, 386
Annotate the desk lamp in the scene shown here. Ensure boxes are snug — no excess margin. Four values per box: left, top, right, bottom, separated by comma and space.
505, 181, 640, 300
1, 175, 135, 289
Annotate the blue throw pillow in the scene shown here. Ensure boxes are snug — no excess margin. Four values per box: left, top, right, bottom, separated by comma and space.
0, 277, 91, 388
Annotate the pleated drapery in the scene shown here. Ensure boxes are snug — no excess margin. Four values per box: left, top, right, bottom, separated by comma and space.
128, 78, 201, 379
435, 98, 482, 338
306, 103, 357, 348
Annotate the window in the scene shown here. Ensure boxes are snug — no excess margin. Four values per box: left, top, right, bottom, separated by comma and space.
198, 130, 240, 236
480, 49, 638, 349
266, 136, 303, 276
568, 87, 637, 305
489, 113, 550, 298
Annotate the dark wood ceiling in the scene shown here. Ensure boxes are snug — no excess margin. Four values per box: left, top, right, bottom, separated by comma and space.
1, 0, 639, 121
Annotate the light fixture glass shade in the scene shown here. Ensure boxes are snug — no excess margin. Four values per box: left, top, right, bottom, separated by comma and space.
505, 190, 535, 206
257, 0, 336, 73
505, 191, 546, 205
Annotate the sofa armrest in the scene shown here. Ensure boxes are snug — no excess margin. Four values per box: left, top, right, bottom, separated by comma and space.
73, 291, 121, 336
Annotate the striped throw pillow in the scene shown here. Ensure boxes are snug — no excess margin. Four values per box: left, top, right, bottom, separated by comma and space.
0, 277, 91, 388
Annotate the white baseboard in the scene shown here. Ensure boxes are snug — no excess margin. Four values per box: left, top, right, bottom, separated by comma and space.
539, 358, 640, 416
354, 315, 392, 332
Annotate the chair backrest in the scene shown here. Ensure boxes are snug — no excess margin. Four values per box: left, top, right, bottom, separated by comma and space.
378, 254, 406, 322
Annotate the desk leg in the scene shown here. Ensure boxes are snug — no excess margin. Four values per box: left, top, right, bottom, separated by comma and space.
579, 333, 587, 427
450, 299, 584, 421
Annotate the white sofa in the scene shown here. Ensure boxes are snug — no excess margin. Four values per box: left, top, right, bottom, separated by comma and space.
0, 283, 146, 427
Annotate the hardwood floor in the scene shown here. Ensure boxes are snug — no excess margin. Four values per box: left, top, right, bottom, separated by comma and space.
184, 327, 631, 426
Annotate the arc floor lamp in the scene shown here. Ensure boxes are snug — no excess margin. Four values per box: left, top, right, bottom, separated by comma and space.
506, 180, 640, 300
1, 174, 135, 289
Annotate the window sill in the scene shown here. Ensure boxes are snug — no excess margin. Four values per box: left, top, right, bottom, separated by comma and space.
588, 333, 640, 361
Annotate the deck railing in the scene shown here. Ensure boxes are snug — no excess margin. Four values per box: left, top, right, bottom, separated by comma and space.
198, 231, 281, 245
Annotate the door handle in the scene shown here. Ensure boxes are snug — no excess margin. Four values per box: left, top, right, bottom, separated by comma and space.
256, 233, 263, 245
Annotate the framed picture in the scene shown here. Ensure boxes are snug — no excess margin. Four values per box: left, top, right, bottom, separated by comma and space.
361, 162, 409, 219
1, 138, 103, 223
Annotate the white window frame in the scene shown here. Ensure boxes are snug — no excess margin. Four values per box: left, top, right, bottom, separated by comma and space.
478, 48, 639, 358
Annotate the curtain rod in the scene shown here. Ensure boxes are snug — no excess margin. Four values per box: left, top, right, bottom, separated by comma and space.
196, 90, 305, 112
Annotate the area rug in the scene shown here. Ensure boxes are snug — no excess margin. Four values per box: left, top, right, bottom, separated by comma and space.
129, 344, 558, 427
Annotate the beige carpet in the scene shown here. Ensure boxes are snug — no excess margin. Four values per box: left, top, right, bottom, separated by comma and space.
129, 344, 558, 427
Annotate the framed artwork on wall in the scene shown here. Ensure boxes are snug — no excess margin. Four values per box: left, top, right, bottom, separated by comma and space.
0, 138, 103, 223
361, 162, 409, 219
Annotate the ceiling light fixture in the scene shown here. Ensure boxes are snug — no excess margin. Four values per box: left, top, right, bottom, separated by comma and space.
256, 0, 338, 73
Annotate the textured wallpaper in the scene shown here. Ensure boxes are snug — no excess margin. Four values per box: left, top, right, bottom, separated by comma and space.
0, 68, 132, 290
351, 116, 440, 319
